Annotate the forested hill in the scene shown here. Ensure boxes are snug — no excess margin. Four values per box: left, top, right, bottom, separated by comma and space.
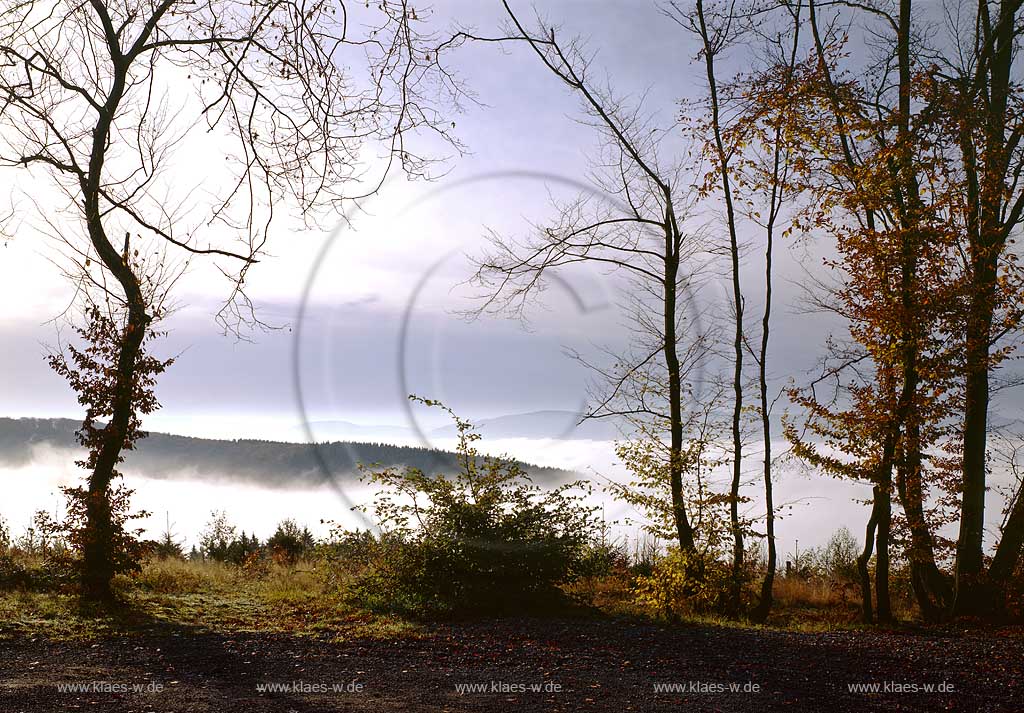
0, 417, 573, 488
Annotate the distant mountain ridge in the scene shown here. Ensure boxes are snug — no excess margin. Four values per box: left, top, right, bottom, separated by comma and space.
0, 417, 574, 489
431, 410, 622, 440
302, 409, 623, 442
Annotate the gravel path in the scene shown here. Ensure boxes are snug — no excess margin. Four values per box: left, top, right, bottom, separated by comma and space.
0, 618, 1020, 712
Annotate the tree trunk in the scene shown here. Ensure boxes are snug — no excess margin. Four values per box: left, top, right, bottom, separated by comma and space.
989, 482, 1024, 604
857, 492, 880, 624
664, 216, 696, 555
80, 45, 148, 602
954, 257, 997, 616
991, 485, 1024, 583
751, 146, 783, 625
875, 478, 893, 623
895, 437, 953, 620
751, 273, 775, 623
695, 0, 745, 614
890, 0, 951, 621
953, 0, 1016, 619
863, 430, 896, 624
81, 304, 148, 601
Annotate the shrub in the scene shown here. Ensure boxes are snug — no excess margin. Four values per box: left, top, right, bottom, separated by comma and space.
576, 537, 630, 579
1006, 562, 1024, 621
197, 512, 262, 564
0, 514, 77, 592
199, 511, 237, 562
151, 518, 186, 560
0, 547, 77, 593
822, 527, 859, 582
266, 519, 315, 564
781, 528, 860, 582
633, 547, 734, 618
343, 397, 599, 617
60, 484, 146, 586
319, 528, 376, 567
0, 552, 31, 590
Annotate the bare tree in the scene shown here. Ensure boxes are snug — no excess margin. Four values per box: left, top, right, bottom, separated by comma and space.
727, 0, 805, 623
0, 0, 461, 601
664, 0, 748, 615
467, 1, 721, 557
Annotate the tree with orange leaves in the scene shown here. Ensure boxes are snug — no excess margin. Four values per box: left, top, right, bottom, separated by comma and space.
776, 0, 966, 622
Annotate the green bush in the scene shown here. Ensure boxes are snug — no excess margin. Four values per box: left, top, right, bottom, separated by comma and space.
342, 397, 599, 617
0, 548, 77, 592
266, 519, 315, 564
822, 527, 859, 582
781, 528, 861, 582
0, 511, 83, 592
198, 511, 262, 564
575, 535, 631, 579
0, 552, 31, 590
633, 547, 735, 618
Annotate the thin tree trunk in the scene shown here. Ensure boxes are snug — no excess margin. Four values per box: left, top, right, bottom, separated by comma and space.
751, 237, 775, 622
875, 476, 893, 623
750, 133, 781, 624
858, 491, 881, 624
750, 5, 801, 625
664, 214, 697, 554
695, 0, 745, 614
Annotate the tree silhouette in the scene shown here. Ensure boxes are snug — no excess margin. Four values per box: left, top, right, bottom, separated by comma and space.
0, 0, 461, 601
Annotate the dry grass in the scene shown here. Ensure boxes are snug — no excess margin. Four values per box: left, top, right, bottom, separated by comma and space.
128, 556, 414, 637
0, 554, 922, 641
134, 556, 235, 593
773, 576, 858, 608
758, 576, 916, 629
563, 572, 645, 617
564, 569, 920, 631
765, 576, 863, 629
0, 556, 422, 642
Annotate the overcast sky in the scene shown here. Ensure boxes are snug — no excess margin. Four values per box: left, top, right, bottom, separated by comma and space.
0, 0, 849, 443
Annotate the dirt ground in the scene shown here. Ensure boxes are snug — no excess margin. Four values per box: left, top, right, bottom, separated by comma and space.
0, 617, 1020, 712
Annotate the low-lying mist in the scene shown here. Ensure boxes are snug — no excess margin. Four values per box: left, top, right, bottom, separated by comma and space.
0, 435, 874, 558
2, 419, 1014, 559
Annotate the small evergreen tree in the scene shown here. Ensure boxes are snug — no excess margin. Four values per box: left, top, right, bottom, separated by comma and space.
267, 519, 314, 564
153, 514, 185, 560
199, 511, 237, 562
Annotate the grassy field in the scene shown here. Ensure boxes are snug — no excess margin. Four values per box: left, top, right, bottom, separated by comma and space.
0, 554, 919, 642
0, 556, 423, 642
1, 557, 1021, 712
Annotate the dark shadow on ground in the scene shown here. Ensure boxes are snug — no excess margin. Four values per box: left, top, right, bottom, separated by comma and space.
0, 609, 1021, 712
